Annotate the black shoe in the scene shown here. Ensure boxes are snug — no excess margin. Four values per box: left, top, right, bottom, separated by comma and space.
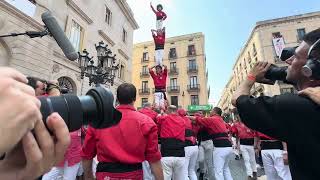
199, 173, 204, 180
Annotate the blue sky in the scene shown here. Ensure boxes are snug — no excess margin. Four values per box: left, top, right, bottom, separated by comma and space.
127, 0, 320, 105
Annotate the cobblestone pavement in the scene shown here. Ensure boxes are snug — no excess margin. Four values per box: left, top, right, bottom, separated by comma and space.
197, 154, 266, 180
229, 154, 266, 180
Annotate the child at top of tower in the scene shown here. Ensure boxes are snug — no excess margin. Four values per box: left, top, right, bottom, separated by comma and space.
150, 2, 167, 30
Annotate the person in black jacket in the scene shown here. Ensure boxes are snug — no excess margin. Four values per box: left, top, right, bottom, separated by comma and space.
231, 28, 320, 180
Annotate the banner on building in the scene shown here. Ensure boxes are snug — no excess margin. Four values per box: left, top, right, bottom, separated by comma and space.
272, 37, 285, 57
188, 105, 212, 112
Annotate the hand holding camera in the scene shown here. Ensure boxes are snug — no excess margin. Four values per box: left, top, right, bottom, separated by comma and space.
248, 62, 275, 84
0, 67, 41, 155
0, 67, 70, 179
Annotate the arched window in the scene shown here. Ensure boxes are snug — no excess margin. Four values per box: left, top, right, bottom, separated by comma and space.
58, 77, 76, 94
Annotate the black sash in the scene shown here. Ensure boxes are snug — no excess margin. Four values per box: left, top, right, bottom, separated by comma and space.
211, 133, 232, 147
160, 138, 185, 157
213, 139, 232, 147
97, 162, 142, 173
261, 141, 283, 150
240, 138, 254, 145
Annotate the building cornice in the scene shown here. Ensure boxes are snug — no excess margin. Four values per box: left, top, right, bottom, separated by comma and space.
115, 0, 139, 30
66, 0, 93, 24
53, 50, 80, 72
118, 48, 129, 60
0, 0, 43, 30
256, 11, 320, 27
232, 11, 320, 70
98, 30, 115, 46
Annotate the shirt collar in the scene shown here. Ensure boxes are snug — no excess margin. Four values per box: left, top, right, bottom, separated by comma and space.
116, 104, 136, 111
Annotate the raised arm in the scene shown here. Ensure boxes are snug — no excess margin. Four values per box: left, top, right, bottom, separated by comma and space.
149, 65, 156, 71
163, 65, 167, 70
150, 2, 157, 14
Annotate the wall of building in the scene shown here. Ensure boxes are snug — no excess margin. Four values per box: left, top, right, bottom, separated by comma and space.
218, 11, 320, 112
132, 33, 209, 109
0, 0, 138, 95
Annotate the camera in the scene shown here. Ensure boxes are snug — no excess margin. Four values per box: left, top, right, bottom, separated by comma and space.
26, 77, 121, 131
260, 47, 296, 85
39, 86, 122, 131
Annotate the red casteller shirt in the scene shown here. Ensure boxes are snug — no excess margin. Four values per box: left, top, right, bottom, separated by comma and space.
232, 122, 256, 139
153, 32, 166, 47
177, 109, 196, 144
151, 5, 167, 20
58, 129, 82, 167
195, 115, 229, 140
81, 105, 161, 179
149, 68, 167, 89
139, 107, 158, 122
156, 114, 185, 142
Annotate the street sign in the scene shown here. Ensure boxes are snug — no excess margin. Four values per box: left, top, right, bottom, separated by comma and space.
188, 104, 212, 112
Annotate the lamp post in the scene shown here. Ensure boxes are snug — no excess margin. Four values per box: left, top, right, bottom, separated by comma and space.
78, 41, 119, 86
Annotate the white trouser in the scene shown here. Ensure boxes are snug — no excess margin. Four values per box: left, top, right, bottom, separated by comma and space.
212, 147, 233, 180
261, 150, 292, 180
198, 140, 214, 179
156, 19, 163, 30
240, 145, 257, 177
231, 137, 240, 156
155, 49, 164, 66
42, 161, 81, 180
143, 161, 154, 180
92, 156, 98, 178
161, 157, 186, 180
77, 162, 84, 176
185, 146, 199, 180
154, 92, 165, 109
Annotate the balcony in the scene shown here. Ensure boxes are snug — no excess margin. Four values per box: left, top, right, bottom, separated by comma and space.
167, 86, 180, 93
139, 88, 150, 95
169, 68, 179, 75
140, 71, 150, 78
187, 66, 198, 74
187, 50, 196, 57
168, 53, 177, 60
187, 84, 200, 92
141, 57, 149, 63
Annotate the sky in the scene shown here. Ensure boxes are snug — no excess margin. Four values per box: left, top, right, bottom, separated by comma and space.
127, 0, 320, 105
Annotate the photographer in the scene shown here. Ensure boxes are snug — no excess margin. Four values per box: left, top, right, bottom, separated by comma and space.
0, 67, 70, 179
27, 77, 61, 96
26, 76, 47, 96
231, 28, 320, 179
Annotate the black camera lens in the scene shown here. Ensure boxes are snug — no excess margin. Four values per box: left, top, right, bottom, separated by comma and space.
38, 87, 122, 131
265, 65, 287, 81
280, 47, 297, 61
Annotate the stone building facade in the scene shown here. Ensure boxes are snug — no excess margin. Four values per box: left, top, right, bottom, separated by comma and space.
0, 0, 138, 95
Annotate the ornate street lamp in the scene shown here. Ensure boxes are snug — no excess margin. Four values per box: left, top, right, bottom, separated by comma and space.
78, 41, 119, 86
